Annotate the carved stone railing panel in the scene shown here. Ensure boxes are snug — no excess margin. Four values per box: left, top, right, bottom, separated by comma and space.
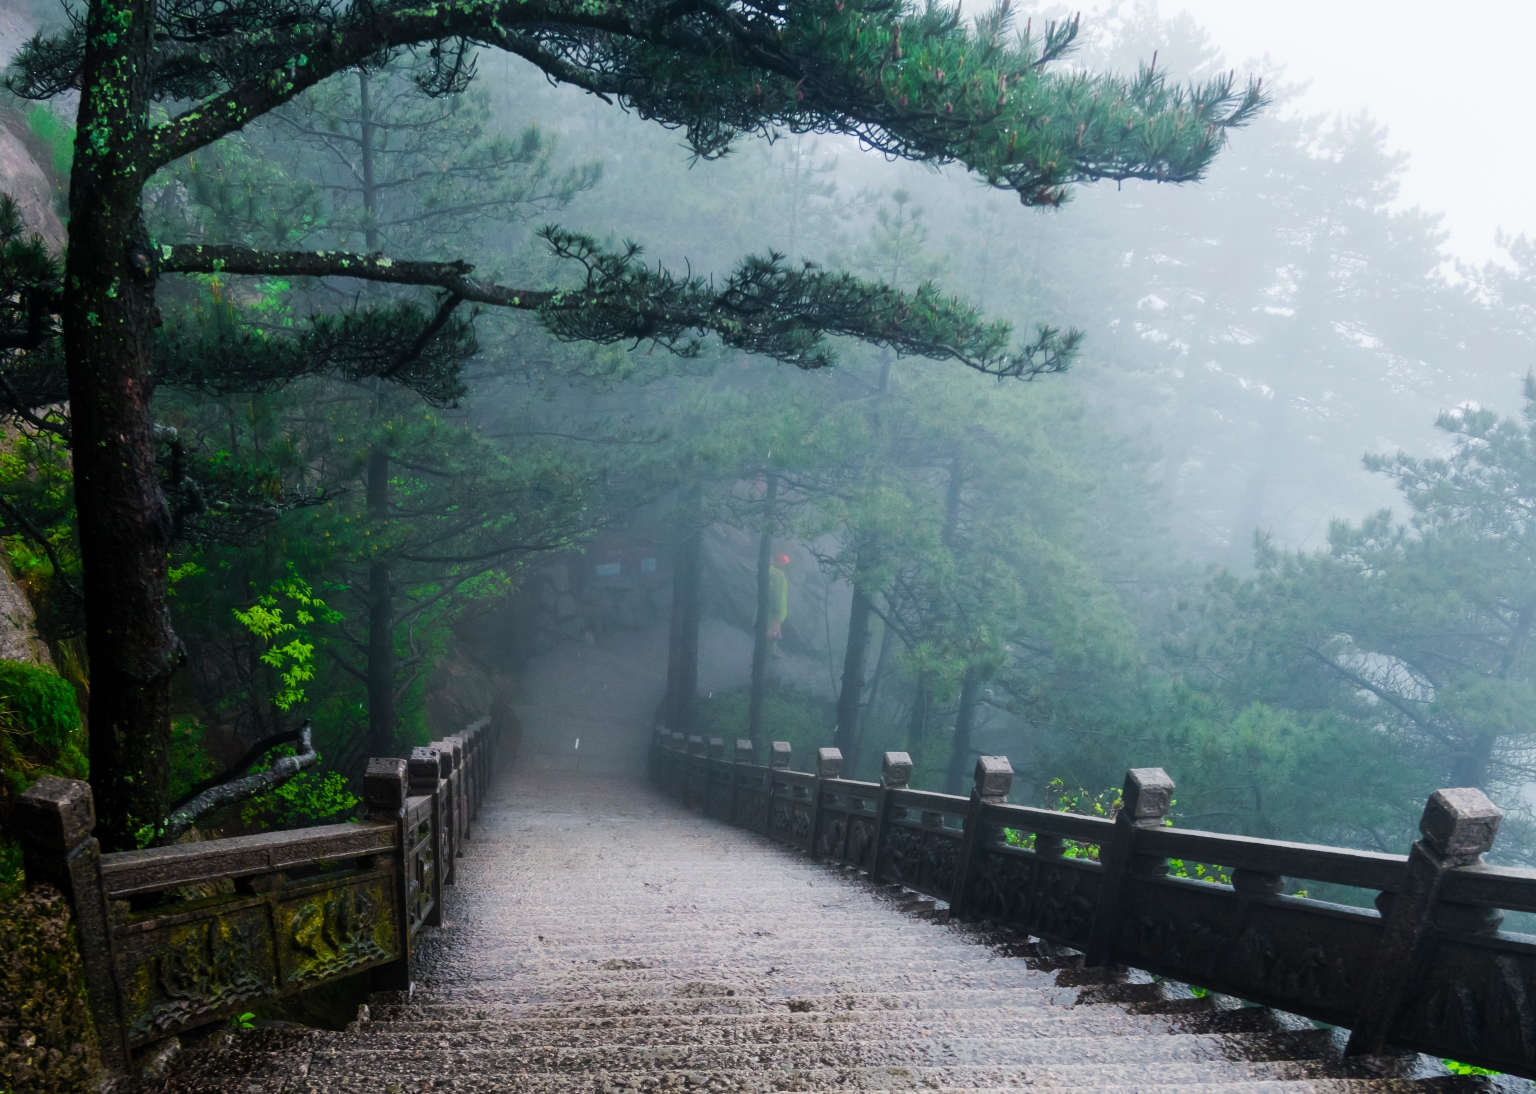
1115, 875, 1379, 1027
964, 845, 1102, 947
646, 732, 1536, 1080
815, 779, 881, 871
18, 714, 501, 1074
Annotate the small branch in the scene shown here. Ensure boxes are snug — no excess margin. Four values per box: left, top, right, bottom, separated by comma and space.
0, 491, 80, 602
159, 721, 317, 844
325, 645, 370, 684
166, 724, 306, 813
383, 292, 464, 379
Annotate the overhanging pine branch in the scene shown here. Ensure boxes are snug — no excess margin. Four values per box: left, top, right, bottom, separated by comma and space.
161, 237, 1082, 377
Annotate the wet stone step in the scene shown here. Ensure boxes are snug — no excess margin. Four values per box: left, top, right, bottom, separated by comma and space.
135, 770, 1475, 1094
293, 1057, 1422, 1091
361, 1004, 1282, 1040
327, 1029, 1340, 1069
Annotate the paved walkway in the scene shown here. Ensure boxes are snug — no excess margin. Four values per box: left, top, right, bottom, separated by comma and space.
513, 627, 667, 778
139, 627, 1481, 1093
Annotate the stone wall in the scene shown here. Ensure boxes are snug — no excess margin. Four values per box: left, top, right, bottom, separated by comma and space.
0, 884, 100, 1094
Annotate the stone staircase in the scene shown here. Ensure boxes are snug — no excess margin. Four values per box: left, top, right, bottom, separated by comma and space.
132, 769, 1509, 1094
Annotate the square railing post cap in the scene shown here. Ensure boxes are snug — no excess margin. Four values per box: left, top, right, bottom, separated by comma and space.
408, 747, 441, 792
687, 735, 706, 755
882, 752, 913, 788
816, 748, 843, 779
734, 739, 754, 762
708, 737, 725, 759
973, 756, 1013, 801
365, 758, 408, 813
1122, 768, 1175, 823
1420, 787, 1503, 862
770, 741, 792, 768
18, 776, 95, 853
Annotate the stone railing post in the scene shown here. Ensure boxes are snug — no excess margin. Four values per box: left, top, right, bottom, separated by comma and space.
473, 722, 487, 805
445, 736, 467, 850
733, 738, 754, 823
467, 724, 482, 816
435, 743, 457, 881
810, 747, 842, 858
408, 746, 444, 928
17, 777, 129, 1072
669, 732, 686, 799
1346, 787, 1504, 1057
648, 726, 664, 782
687, 735, 706, 809
872, 751, 912, 878
706, 738, 725, 817
365, 758, 412, 992
461, 726, 477, 818
766, 742, 791, 834
1085, 767, 1175, 967
949, 756, 1012, 919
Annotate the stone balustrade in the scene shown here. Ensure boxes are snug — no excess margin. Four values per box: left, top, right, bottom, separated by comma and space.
15, 716, 499, 1073
651, 730, 1536, 1079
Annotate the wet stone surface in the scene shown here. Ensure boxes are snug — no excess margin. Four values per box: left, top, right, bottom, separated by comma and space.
128, 772, 1520, 1094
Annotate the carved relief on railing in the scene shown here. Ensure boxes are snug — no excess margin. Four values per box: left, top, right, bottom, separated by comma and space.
18, 713, 500, 1074
966, 848, 1101, 947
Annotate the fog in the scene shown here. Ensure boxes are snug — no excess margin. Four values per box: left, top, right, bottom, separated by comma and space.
8, 0, 1536, 884
1173, 0, 1536, 267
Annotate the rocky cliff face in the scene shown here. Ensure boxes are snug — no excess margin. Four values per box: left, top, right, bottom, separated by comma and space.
0, 1, 66, 668
0, 2, 67, 251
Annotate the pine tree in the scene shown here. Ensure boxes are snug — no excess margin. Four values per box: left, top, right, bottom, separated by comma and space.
3, 0, 1260, 847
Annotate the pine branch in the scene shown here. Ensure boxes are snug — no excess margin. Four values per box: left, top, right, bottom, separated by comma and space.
161, 233, 1082, 376
9, 0, 1263, 205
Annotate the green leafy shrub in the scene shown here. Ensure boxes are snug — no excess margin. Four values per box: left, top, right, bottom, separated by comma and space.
1443, 1060, 1500, 1076
239, 745, 358, 831
1005, 779, 1246, 889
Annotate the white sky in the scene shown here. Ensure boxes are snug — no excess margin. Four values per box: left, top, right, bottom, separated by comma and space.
1160, 0, 1535, 267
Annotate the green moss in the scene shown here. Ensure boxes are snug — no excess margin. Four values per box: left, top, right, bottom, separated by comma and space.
0, 662, 86, 901
0, 661, 80, 752
0, 884, 101, 1093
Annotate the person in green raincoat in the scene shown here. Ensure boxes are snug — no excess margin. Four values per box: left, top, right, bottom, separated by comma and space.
767, 553, 790, 656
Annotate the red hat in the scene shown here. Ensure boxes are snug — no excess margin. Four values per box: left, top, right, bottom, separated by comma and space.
776, 553, 791, 565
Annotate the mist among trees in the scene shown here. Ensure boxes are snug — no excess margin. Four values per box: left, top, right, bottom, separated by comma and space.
2, 0, 1535, 887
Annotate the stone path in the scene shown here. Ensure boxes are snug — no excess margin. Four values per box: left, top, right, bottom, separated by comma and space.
146, 769, 1491, 1093
139, 628, 1489, 1093
513, 627, 667, 778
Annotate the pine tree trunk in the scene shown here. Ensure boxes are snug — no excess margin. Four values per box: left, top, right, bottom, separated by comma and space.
747, 475, 778, 747
359, 72, 379, 252
944, 668, 981, 794
65, 0, 175, 850
906, 677, 929, 768
834, 574, 873, 755
859, 616, 894, 765
666, 516, 703, 731
366, 447, 395, 758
